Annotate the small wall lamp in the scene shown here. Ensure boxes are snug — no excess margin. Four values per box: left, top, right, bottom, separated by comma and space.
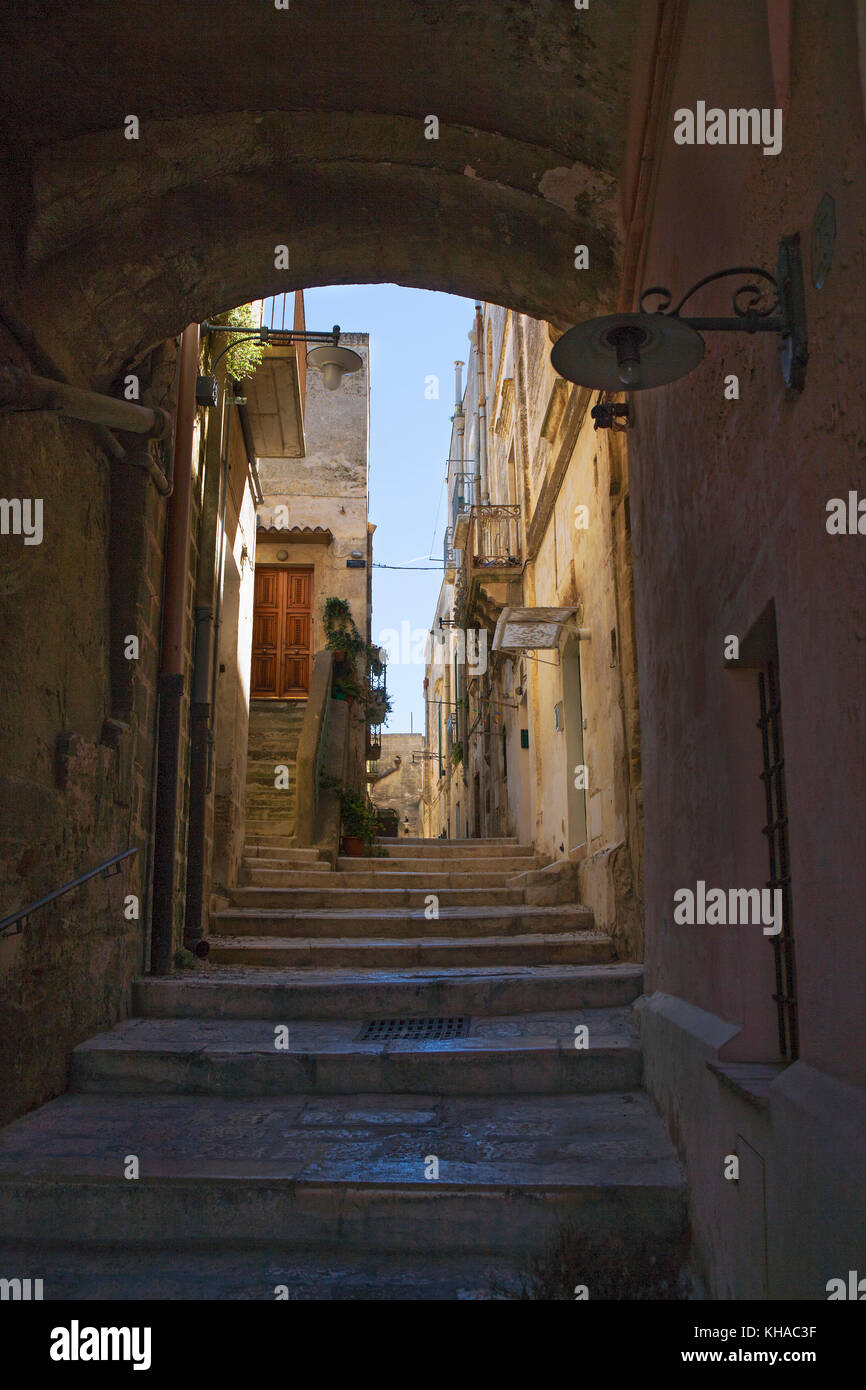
552, 235, 807, 395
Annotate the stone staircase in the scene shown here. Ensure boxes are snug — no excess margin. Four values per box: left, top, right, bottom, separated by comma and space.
243, 700, 307, 842
0, 837, 687, 1300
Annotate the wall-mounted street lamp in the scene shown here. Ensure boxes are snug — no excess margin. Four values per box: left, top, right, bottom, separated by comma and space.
551, 235, 807, 395
197, 321, 363, 406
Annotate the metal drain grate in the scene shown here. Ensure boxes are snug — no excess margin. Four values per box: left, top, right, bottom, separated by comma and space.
358, 1016, 471, 1041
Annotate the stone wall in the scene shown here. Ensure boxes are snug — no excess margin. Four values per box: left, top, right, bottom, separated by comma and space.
371, 734, 425, 836
211, 398, 258, 891
425, 304, 643, 953
0, 338, 173, 1124
630, 0, 866, 1296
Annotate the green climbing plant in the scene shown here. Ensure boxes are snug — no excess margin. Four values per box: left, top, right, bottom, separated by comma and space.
208, 303, 265, 381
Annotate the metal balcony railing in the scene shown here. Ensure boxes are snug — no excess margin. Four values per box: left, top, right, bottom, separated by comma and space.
470, 504, 521, 571
443, 526, 456, 574
450, 472, 476, 534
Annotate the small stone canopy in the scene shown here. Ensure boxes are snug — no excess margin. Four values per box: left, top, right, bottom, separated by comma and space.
255, 524, 332, 545
492, 606, 582, 652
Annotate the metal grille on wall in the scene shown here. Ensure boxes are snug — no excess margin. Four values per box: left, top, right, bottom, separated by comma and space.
758, 659, 798, 1059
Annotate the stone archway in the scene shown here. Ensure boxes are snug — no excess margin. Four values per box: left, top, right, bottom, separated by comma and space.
1, 0, 642, 382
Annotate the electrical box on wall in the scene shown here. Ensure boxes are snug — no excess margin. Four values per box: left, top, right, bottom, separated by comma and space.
520, 728, 529, 749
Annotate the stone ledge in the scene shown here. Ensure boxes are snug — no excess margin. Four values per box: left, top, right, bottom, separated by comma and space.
706, 1060, 788, 1110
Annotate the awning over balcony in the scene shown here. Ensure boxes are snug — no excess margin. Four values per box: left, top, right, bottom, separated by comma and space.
243, 346, 305, 459
492, 606, 580, 652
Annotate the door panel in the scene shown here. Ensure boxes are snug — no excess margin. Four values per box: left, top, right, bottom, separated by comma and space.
250, 566, 313, 698
284, 613, 310, 649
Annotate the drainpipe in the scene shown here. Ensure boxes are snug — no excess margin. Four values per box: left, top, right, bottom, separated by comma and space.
183, 377, 232, 954
151, 323, 200, 974
474, 303, 489, 505
0, 365, 173, 439
0, 307, 172, 495
208, 386, 234, 791
453, 359, 465, 470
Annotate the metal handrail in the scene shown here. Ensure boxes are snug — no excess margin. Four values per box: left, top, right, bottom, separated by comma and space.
0, 848, 138, 938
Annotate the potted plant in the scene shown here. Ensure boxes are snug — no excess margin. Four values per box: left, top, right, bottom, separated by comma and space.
324, 596, 368, 665
332, 672, 365, 704
366, 688, 393, 726
338, 785, 379, 856
366, 642, 386, 678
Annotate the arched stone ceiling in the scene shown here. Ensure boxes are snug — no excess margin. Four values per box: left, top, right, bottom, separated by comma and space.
0, 0, 643, 385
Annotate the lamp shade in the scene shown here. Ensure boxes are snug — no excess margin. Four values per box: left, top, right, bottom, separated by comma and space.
551, 312, 705, 391
306, 343, 363, 390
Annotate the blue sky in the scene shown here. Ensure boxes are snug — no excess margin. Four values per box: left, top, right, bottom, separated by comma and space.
304, 284, 475, 734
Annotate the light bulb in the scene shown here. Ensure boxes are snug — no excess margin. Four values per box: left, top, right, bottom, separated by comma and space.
322, 363, 343, 390
618, 360, 642, 388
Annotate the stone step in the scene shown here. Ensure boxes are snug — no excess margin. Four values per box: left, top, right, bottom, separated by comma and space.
0, 1241, 525, 1300
134, 963, 645, 1021
70, 1009, 642, 1097
206, 931, 614, 969
395, 837, 519, 846
244, 845, 327, 861
245, 868, 530, 889
373, 840, 532, 858
224, 886, 529, 910
336, 856, 545, 874
246, 764, 298, 782
244, 821, 296, 838
245, 805, 297, 821
241, 864, 333, 882
247, 732, 306, 746
211, 904, 595, 939
246, 749, 303, 764
0, 1092, 686, 1255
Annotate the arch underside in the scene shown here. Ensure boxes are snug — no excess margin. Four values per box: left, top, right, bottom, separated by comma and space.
0, 0, 642, 381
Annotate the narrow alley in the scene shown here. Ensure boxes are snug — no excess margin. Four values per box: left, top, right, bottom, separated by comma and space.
0, 0, 864, 1340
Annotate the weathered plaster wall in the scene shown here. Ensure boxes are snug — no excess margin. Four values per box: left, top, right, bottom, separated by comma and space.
211, 403, 257, 892
632, 0, 866, 1297
371, 734, 425, 836
0, 393, 166, 1124
256, 336, 370, 654
634, 0, 866, 1080
432, 304, 643, 952
523, 414, 641, 958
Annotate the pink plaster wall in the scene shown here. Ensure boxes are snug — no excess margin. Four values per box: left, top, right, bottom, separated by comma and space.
633, 0, 866, 1083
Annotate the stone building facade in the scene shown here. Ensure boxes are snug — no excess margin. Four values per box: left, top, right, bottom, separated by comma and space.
423, 306, 642, 958
370, 733, 424, 837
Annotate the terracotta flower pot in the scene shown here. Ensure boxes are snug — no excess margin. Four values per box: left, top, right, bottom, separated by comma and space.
342, 834, 365, 857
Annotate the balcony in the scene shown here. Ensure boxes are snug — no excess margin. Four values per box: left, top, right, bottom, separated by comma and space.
443, 526, 456, 580
468, 504, 521, 578
450, 472, 475, 549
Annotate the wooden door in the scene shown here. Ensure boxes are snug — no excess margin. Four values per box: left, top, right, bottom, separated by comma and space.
251, 566, 313, 698
281, 568, 312, 697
